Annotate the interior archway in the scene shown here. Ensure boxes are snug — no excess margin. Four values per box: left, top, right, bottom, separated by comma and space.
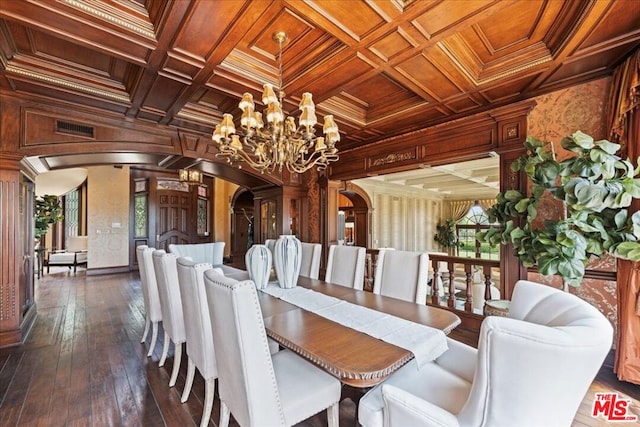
339, 182, 371, 248
230, 188, 255, 266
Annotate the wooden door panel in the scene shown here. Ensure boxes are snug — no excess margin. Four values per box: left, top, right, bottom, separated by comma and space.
157, 191, 191, 251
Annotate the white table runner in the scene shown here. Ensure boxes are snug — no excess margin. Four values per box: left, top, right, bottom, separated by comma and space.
261, 284, 448, 369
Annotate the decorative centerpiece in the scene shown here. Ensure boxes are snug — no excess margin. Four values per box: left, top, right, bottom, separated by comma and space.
245, 244, 272, 289
273, 235, 302, 288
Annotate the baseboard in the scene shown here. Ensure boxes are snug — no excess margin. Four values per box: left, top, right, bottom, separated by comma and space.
0, 329, 23, 348
86, 266, 131, 276
19, 303, 37, 343
0, 303, 37, 348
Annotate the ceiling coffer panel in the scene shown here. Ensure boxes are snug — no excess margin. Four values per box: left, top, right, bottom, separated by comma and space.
171, 1, 246, 62
396, 53, 462, 100
368, 29, 419, 62
303, 0, 390, 41
411, 0, 501, 39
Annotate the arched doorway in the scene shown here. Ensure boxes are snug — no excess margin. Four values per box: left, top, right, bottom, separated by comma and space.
230, 188, 255, 267
339, 182, 371, 248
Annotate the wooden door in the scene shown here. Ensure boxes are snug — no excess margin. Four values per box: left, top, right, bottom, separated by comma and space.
156, 190, 192, 251
231, 210, 252, 264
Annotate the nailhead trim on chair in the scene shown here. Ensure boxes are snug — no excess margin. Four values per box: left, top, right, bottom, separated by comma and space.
207, 276, 287, 426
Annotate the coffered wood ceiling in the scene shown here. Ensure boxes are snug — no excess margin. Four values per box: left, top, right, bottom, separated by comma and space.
1, 0, 639, 168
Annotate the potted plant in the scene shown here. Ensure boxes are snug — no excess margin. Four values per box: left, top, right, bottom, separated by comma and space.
35, 195, 64, 240
434, 219, 459, 254
477, 131, 640, 287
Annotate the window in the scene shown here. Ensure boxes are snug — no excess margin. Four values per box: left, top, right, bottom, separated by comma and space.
456, 204, 499, 260
65, 189, 80, 238
134, 179, 148, 238
197, 185, 209, 236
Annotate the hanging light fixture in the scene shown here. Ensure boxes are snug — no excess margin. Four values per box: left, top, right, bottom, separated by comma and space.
179, 169, 203, 185
212, 31, 340, 174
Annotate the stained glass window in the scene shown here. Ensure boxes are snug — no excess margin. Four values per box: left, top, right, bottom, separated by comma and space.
65, 189, 79, 238
134, 194, 148, 238
197, 198, 208, 236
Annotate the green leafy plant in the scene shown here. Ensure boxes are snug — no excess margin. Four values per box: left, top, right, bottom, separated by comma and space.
477, 131, 640, 286
35, 195, 64, 238
434, 219, 458, 249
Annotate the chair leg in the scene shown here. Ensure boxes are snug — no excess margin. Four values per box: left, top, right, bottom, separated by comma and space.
200, 377, 215, 427
141, 317, 150, 343
147, 321, 158, 357
181, 358, 195, 403
169, 342, 182, 387
219, 402, 230, 427
159, 330, 170, 367
327, 402, 339, 427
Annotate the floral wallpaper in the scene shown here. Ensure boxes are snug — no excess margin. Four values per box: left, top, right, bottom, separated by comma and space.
527, 77, 611, 149
527, 76, 617, 332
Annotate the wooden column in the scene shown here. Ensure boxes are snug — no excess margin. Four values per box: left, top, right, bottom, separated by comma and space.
492, 105, 532, 300
495, 150, 528, 300
1, 100, 36, 346
615, 110, 640, 384
0, 155, 36, 347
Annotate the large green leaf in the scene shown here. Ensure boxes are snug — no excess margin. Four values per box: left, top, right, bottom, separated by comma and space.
615, 242, 640, 261
515, 198, 530, 213
595, 139, 621, 155
537, 255, 559, 276
614, 210, 628, 228
575, 183, 606, 209
557, 257, 585, 281
585, 238, 605, 256
504, 190, 524, 202
622, 178, 640, 197
571, 130, 595, 149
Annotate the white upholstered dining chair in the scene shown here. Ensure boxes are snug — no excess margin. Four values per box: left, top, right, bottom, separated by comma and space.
358, 279, 614, 427
203, 271, 341, 427
169, 241, 225, 265
176, 258, 218, 427
299, 242, 322, 279
135, 245, 162, 357
324, 244, 366, 290
151, 250, 186, 386
373, 250, 429, 303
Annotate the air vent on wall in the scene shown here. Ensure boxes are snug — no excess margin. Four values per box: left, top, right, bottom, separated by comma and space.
56, 120, 95, 138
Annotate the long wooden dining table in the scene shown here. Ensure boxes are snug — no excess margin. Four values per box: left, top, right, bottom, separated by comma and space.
257, 276, 461, 389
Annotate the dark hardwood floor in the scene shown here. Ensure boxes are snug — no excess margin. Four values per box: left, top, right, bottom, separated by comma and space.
0, 269, 637, 426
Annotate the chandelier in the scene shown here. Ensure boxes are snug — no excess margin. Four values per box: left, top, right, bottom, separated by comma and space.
178, 169, 203, 185
212, 31, 339, 174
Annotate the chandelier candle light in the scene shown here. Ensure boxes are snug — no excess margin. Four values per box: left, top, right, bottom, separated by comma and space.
212, 31, 340, 174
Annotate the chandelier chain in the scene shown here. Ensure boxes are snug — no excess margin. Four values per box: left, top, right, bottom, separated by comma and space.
277, 35, 284, 102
